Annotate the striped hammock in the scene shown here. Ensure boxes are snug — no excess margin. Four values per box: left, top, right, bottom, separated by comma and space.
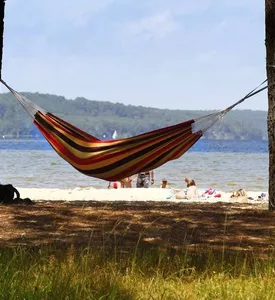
0, 79, 267, 181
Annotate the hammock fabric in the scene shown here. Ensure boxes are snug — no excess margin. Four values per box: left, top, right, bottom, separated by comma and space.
0, 79, 267, 181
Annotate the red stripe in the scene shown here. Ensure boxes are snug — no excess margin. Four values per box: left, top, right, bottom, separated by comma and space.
37, 112, 94, 143
34, 113, 200, 181
35, 116, 193, 166
35, 119, 195, 181
172, 132, 202, 159
34, 121, 68, 155
106, 130, 196, 180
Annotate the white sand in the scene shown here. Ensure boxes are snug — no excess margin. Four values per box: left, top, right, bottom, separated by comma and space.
18, 187, 268, 204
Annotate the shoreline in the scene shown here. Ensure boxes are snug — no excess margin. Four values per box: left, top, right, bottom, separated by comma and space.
18, 187, 268, 204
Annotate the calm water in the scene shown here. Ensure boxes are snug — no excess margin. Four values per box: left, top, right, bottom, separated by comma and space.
0, 139, 268, 191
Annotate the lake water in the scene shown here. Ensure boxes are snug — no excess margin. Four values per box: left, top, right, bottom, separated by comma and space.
0, 139, 268, 192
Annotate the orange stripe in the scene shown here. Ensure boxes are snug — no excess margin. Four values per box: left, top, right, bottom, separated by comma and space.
34, 111, 200, 181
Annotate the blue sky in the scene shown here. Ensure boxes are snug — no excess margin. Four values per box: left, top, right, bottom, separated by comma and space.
1, 0, 267, 110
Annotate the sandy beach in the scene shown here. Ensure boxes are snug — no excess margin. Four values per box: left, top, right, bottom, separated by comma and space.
18, 187, 268, 204
0, 186, 271, 252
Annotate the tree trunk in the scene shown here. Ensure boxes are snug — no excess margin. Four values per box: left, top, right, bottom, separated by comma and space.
266, 0, 275, 211
0, 0, 5, 79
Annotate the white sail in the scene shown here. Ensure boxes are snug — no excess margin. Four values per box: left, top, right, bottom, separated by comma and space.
112, 130, 118, 139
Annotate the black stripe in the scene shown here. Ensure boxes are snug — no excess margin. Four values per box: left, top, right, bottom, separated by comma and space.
142, 134, 201, 171
80, 130, 194, 175
35, 113, 193, 153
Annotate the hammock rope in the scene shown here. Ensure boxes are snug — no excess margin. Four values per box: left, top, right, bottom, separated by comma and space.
0, 79, 268, 181
192, 80, 267, 134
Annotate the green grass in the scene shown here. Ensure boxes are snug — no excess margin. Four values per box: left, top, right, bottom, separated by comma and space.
0, 245, 275, 299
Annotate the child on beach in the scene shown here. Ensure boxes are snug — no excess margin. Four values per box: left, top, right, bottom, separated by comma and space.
160, 178, 171, 188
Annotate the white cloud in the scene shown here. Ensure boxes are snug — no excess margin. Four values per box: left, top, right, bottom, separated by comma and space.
2, 0, 267, 110
127, 11, 178, 40
6, 0, 113, 29
48, 0, 114, 27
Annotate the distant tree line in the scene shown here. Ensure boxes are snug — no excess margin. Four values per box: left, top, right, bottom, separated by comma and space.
0, 92, 268, 140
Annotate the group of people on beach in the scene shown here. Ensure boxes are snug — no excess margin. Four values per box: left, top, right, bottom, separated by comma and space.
108, 172, 263, 201
108, 171, 203, 200
107, 170, 155, 189
107, 171, 265, 202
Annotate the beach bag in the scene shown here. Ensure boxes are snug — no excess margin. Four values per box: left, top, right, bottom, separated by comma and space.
0, 184, 34, 205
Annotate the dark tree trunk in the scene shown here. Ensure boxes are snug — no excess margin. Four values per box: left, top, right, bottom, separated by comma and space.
266, 0, 275, 211
0, 0, 5, 79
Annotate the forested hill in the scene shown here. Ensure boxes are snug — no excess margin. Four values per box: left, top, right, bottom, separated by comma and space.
0, 92, 268, 140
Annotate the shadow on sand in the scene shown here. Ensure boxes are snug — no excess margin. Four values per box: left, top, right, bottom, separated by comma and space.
0, 201, 273, 255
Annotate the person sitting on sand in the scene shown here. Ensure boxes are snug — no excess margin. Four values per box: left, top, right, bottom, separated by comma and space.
175, 178, 199, 200
185, 177, 196, 188
120, 177, 133, 188
108, 176, 133, 189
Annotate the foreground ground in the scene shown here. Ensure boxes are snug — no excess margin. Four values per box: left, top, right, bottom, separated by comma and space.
0, 201, 274, 253
1, 201, 275, 299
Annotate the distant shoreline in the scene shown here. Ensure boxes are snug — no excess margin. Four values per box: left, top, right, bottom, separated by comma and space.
0, 137, 269, 141
0, 92, 268, 140
0, 139, 268, 154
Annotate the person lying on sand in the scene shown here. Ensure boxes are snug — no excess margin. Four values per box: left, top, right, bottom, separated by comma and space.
230, 188, 248, 202
230, 188, 247, 198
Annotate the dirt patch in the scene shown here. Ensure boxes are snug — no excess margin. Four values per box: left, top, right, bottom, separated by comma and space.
0, 201, 274, 253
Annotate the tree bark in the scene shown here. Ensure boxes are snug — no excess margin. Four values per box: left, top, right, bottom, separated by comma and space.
266, 0, 275, 210
0, 0, 5, 79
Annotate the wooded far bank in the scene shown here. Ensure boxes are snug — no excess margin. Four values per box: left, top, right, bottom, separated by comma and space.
0, 92, 268, 140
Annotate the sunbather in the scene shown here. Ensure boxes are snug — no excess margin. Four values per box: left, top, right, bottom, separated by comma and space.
175, 178, 199, 199
185, 177, 196, 187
